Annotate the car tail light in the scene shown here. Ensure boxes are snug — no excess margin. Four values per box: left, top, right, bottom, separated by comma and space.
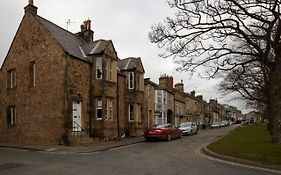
154, 129, 163, 133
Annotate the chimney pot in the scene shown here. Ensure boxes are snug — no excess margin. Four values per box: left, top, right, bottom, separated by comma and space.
29, 0, 34, 5
87, 20, 91, 30
191, 90, 195, 97
83, 21, 87, 28
80, 24, 85, 32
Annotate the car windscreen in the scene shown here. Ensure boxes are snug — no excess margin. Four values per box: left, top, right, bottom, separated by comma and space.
180, 123, 191, 127
155, 124, 168, 128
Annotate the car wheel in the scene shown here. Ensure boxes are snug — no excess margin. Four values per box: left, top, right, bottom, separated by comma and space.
167, 134, 171, 141
145, 138, 152, 141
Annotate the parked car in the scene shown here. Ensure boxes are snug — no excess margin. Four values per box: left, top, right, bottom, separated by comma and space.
210, 122, 221, 128
179, 122, 198, 135
220, 120, 229, 127
144, 123, 182, 141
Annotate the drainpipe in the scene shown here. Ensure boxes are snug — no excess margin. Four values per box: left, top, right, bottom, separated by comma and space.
117, 74, 120, 139
173, 94, 176, 125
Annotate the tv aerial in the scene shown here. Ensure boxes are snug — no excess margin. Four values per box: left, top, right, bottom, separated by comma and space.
66, 19, 75, 31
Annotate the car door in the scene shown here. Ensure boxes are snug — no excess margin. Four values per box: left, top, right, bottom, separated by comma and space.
192, 123, 196, 133
170, 124, 177, 138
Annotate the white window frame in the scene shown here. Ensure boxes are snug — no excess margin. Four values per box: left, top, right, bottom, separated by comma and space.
96, 57, 103, 79
137, 105, 142, 122
96, 99, 103, 120
106, 99, 113, 120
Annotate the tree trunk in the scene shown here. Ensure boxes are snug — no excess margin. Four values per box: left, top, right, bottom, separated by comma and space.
267, 101, 281, 143
266, 63, 281, 143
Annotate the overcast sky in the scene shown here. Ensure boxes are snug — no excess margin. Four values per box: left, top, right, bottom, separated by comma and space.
0, 0, 248, 113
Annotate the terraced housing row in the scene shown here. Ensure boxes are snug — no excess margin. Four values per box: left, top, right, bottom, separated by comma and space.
0, 1, 242, 145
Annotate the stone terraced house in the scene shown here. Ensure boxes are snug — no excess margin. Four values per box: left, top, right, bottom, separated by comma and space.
0, 1, 242, 146
118, 57, 145, 136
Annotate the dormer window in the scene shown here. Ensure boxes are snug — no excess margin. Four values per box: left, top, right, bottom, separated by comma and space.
96, 57, 103, 79
128, 72, 134, 89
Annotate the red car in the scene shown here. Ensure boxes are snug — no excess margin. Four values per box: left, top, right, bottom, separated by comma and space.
144, 123, 182, 141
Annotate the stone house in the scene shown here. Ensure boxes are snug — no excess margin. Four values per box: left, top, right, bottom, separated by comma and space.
245, 111, 261, 123
155, 75, 207, 126
158, 75, 175, 124
154, 88, 169, 125
144, 78, 158, 128
0, 2, 78, 145
0, 1, 145, 145
118, 57, 145, 136
185, 91, 207, 126
174, 82, 187, 125
208, 99, 220, 123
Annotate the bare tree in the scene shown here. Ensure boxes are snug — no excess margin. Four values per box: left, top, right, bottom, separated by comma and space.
220, 60, 268, 111
149, 0, 281, 142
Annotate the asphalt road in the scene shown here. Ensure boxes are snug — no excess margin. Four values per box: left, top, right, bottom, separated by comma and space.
0, 125, 280, 175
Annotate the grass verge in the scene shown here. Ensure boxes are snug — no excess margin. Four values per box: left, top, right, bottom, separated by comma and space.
207, 124, 281, 165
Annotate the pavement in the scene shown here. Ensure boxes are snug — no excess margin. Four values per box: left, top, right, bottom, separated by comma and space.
0, 136, 145, 154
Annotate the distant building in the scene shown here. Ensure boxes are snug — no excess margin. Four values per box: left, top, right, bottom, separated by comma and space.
144, 78, 158, 128
245, 111, 262, 123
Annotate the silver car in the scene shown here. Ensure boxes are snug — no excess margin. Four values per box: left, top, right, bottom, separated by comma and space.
179, 122, 198, 135
211, 122, 221, 128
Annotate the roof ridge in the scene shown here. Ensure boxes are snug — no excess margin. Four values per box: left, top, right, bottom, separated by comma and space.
35, 15, 90, 62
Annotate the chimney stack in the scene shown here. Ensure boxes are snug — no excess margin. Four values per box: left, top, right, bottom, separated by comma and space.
191, 90, 195, 97
77, 19, 94, 42
24, 0, 37, 16
175, 80, 184, 92
159, 74, 173, 91
196, 95, 203, 100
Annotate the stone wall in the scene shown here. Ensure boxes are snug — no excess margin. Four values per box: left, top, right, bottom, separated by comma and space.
66, 56, 90, 139
0, 13, 66, 144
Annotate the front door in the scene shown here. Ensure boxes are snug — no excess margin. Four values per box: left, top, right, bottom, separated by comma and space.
72, 101, 82, 132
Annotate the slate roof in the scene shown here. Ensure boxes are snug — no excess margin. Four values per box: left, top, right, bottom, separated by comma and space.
81, 40, 110, 55
144, 78, 158, 87
118, 57, 144, 72
36, 15, 111, 62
